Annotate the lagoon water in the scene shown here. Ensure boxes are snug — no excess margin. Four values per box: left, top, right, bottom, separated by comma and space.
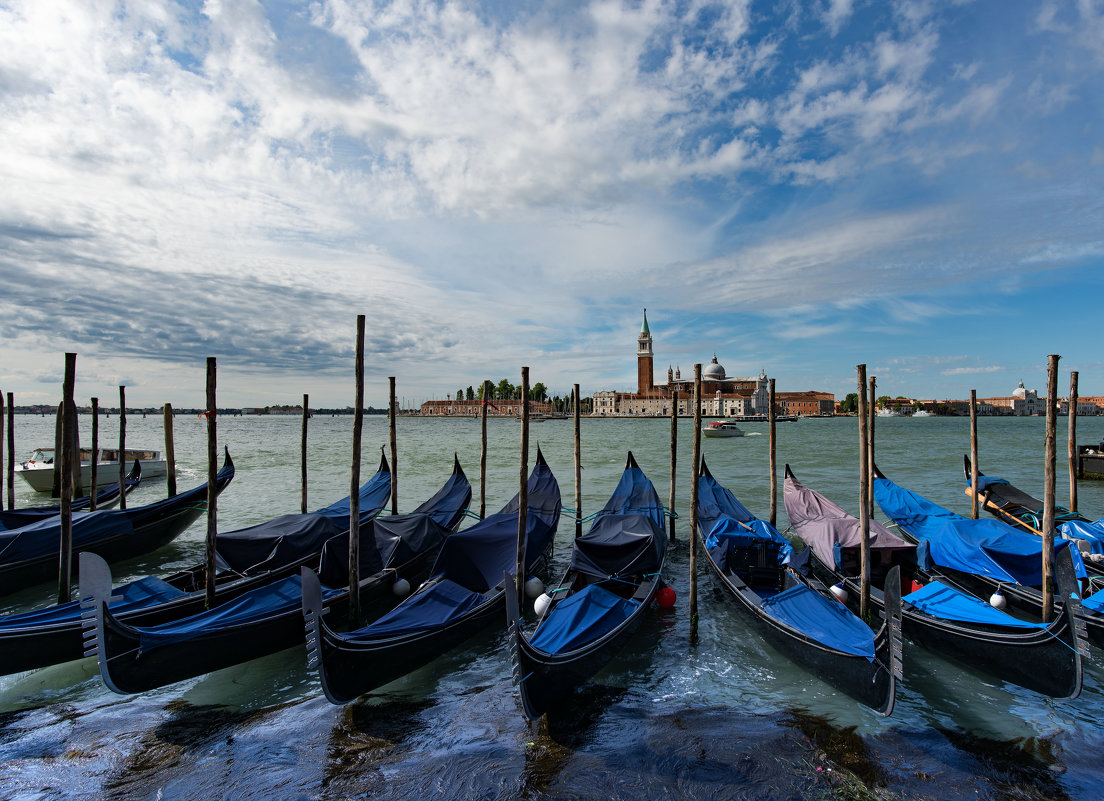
3, 412, 1104, 800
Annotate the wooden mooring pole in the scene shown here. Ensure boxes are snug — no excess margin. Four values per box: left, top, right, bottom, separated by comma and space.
857, 364, 871, 621
349, 317, 365, 619
689, 364, 702, 645
515, 367, 530, 602
479, 380, 489, 519
1042, 354, 1059, 621
668, 388, 678, 542
90, 398, 99, 510
0, 390, 4, 511
1069, 371, 1079, 515
301, 393, 309, 514
118, 386, 127, 510
389, 376, 398, 515
58, 353, 77, 604
5, 392, 13, 510
868, 375, 876, 516
970, 390, 979, 520
768, 379, 777, 527
574, 383, 583, 538
164, 402, 177, 498
204, 359, 218, 609
51, 404, 63, 498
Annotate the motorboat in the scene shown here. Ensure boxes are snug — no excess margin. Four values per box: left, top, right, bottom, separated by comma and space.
15, 447, 168, 492
702, 420, 745, 438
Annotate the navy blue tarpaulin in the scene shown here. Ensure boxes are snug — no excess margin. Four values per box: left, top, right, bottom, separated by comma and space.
0, 510, 134, 563
705, 517, 794, 565
761, 585, 876, 660
569, 513, 665, 579
874, 476, 1087, 585
317, 514, 451, 587
529, 584, 640, 654
0, 575, 186, 630
1060, 519, 1104, 556
354, 579, 486, 638
903, 581, 1045, 629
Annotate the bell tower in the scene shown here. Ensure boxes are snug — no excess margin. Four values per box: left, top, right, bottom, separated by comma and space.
637, 308, 654, 395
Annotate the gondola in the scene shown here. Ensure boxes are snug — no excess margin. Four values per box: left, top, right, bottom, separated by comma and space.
0, 450, 234, 596
0, 462, 141, 530
84, 457, 470, 693
0, 452, 389, 677
964, 455, 1104, 575
873, 462, 1098, 653
786, 465, 1084, 699
692, 461, 900, 715
506, 452, 667, 720
302, 448, 561, 705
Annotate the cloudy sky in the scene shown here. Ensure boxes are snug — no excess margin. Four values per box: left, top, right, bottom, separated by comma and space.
1, 0, 1102, 408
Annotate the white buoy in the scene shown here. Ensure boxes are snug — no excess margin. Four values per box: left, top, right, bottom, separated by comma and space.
534, 593, 552, 617
1091, 553, 1104, 563
392, 577, 411, 598
989, 588, 1006, 610
524, 576, 545, 599
830, 583, 848, 603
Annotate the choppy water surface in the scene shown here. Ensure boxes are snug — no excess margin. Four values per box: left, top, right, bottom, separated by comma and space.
3, 412, 1104, 800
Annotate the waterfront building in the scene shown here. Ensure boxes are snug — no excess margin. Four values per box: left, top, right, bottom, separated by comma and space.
419, 399, 553, 417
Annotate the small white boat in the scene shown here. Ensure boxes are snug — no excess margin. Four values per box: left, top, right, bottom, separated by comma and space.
15, 447, 168, 492
876, 409, 899, 418
703, 420, 745, 438
912, 410, 934, 418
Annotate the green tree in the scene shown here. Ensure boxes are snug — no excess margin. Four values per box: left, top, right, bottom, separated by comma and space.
465, 385, 474, 401
495, 379, 514, 400
531, 382, 547, 402
456, 389, 464, 401
839, 393, 858, 413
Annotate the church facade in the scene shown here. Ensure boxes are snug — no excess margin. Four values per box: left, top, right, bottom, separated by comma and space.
592, 311, 833, 417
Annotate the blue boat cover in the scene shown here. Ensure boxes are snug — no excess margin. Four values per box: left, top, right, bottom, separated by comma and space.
761, 585, 876, 660
214, 466, 392, 575
317, 514, 451, 587
965, 475, 1010, 492
903, 580, 1045, 629
705, 517, 793, 565
352, 579, 486, 638
783, 472, 913, 571
1083, 587, 1104, 614
874, 477, 1087, 585
0, 510, 135, 563
596, 464, 665, 524
1059, 520, 1104, 556
569, 513, 665, 579
697, 469, 756, 531
135, 575, 341, 650
0, 575, 186, 630
529, 583, 640, 655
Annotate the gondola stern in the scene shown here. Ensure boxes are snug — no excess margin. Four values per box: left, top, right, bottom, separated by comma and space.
625, 451, 640, 470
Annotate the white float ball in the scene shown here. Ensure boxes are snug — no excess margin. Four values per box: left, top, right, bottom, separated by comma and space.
989, 589, 1007, 610
829, 583, 848, 603
1091, 553, 1104, 563
534, 593, 552, 617
392, 577, 411, 598
524, 576, 545, 599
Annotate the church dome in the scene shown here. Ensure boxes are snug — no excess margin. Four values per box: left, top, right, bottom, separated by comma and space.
704, 354, 726, 381
1012, 380, 1027, 398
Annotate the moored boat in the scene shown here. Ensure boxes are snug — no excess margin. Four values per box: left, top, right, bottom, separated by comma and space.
702, 420, 745, 438
507, 452, 666, 720
0, 462, 140, 530
15, 447, 169, 492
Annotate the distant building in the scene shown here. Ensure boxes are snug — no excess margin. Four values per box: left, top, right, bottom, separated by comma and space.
420, 399, 553, 416
593, 310, 832, 416
981, 380, 1043, 416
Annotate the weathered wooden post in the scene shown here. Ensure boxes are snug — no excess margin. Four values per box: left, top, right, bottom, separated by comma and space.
479, 380, 489, 519
204, 359, 218, 609
301, 393, 309, 514
1042, 354, 1059, 621
163, 402, 177, 498
868, 375, 876, 515
1069, 371, 1079, 515
857, 364, 871, 621
0, 390, 4, 510
68, 387, 83, 500
389, 376, 398, 515
89, 397, 99, 510
5, 392, 13, 510
515, 367, 530, 602
349, 317, 365, 618
689, 364, 702, 645
117, 386, 127, 510
574, 383, 583, 538
668, 388, 678, 542
57, 353, 77, 604
51, 404, 63, 498
970, 390, 979, 520
768, 378, 777, 527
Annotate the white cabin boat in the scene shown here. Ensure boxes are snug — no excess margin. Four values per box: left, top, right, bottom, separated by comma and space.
702, 420, 745, 438
15, 447, 168, 492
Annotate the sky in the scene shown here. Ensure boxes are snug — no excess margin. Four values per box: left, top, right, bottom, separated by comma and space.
1, 0, 1103, 409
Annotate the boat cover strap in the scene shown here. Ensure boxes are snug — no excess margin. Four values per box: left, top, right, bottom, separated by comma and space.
529, 583, 640, 655
903, 581, 1045, 629
761, 584, 876, 660
350, 579, 486, 639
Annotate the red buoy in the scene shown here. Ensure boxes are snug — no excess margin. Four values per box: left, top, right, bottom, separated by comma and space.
656, 585, 676, 608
